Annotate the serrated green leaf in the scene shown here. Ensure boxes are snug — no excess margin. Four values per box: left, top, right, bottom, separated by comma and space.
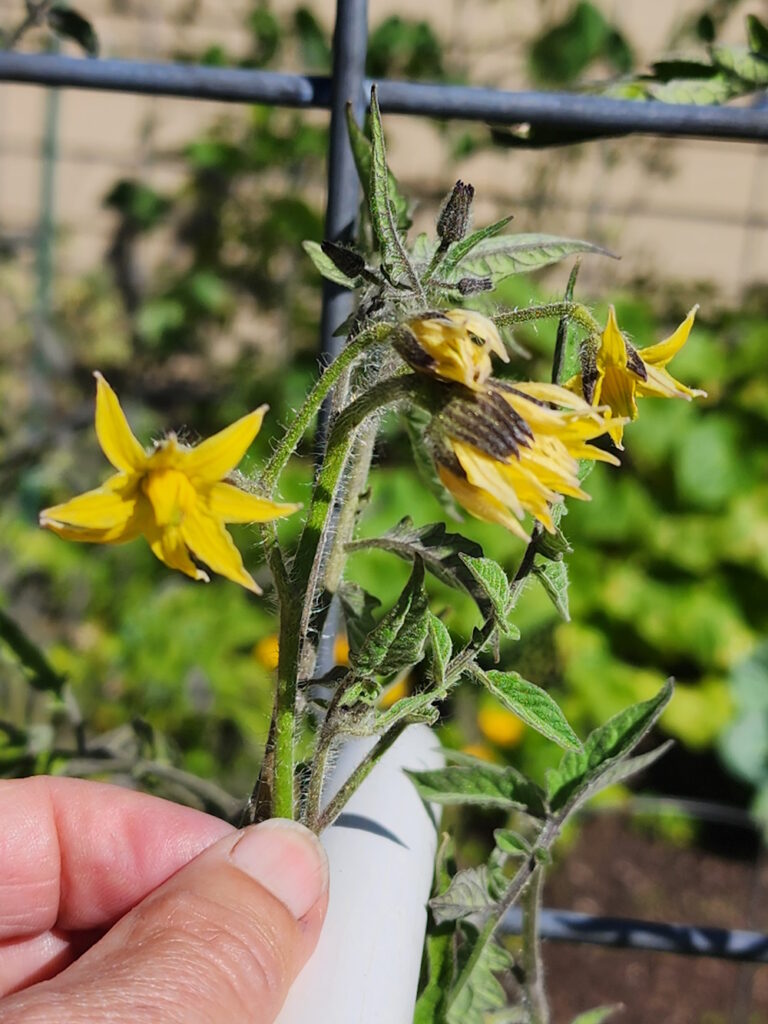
482, 670, 581, 751
440, 215, 514, 277
368, 87, 415, 281
302, 240, 361, 288
460, 555, 512, 632
430, 865, 500, 925
408, 763, 540, 811
649, 72, 742, 104
413, 926, 453, 1024
338, 583, 381, 657
572, 740, 674, 802
448, 233, 611, 285
353, 557, 429, 676
533, 558, 570, 621
446, 922, 514, 1024
46, 4, 99, 55
711, 45, 768, 86
346, 102, 411, 231
493, 828, 531, 857
569, 1004, 624, 1024
428, 614, 452, 686
347, 518, 494, 614
747, 15, 768, 58
547, 680, 674, 812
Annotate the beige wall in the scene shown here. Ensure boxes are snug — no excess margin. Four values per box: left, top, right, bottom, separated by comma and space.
0, 0, 766, 298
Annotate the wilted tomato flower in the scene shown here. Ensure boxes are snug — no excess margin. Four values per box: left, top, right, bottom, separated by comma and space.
435, 381, 620, 540
566, 305, 705, 448
40, 373, 298, 593
395, 309, 509, 390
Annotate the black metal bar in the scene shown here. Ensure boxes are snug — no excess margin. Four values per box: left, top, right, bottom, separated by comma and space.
1, 53, 767, 142
319, 0, 368, 366
502, 907, 768, 963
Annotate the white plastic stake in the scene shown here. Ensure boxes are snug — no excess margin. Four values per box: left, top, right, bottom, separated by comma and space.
276, 725, 443, 1023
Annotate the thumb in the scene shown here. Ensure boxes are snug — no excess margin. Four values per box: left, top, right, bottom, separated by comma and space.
3, 819, 328, 1024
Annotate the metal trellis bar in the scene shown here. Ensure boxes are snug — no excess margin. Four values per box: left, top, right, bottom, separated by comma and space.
0, 52, 767, 142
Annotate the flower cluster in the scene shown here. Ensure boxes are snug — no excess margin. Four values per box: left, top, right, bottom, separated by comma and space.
40, 373, 298, 592
397, 306, 704, 540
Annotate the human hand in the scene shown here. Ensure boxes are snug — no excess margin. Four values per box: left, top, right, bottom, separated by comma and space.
0, 777, 328, 1023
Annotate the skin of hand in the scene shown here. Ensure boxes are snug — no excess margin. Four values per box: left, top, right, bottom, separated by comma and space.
0, 777, 328, 1023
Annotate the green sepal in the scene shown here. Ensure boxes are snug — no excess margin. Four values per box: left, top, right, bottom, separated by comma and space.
547, 679, 674, 813
366, 86, 415, 281
481, 669, 582, 751
438, 215, 514, 277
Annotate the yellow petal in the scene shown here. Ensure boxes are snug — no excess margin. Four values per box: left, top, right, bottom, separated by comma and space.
40, 479, 137, 533
94, 372, 147, 473
182, 406, 268, 483
638, 307, 698, 368
206, 481, 300, 524
181, 504, 261, 593
438, 465, 529, 540
599, 306, 628, 368
447, 309, 509, 363
637, 363, 707, 401
599, 366, 638, 423
146, 522, 209, 584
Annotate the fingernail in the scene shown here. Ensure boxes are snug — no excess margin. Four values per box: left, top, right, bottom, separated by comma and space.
230, 819, 328, 920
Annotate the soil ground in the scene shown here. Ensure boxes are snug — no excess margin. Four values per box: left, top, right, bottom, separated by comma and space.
543, 815, 768, 1024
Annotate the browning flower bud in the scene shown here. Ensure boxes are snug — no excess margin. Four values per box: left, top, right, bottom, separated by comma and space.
437, 180, 475, 249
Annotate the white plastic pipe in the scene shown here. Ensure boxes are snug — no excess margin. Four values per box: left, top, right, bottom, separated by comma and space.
276, 725, 443, 1024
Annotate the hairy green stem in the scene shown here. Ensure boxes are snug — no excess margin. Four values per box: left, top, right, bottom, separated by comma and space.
492, 301, 600, 337
260, 323, 392, 496
314, 720, 408, 833
521, 866, 550, 1024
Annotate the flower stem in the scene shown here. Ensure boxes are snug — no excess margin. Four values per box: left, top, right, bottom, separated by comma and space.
260, 322, 392, 496
492, 301, 599, 337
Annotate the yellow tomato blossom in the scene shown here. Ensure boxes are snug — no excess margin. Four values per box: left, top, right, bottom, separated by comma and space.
401, 309, 509, 390
478, 704, 525, 748
254, 634, 280, 670
378, 672, 410, 710
566, 305, 705, 448
460, 742, 498, 763
40, 373, 298, 593
438, 381, 620, 540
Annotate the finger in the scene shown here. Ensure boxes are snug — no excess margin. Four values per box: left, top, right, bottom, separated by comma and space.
0, 776, 233, 939
1, 819, 329, 1024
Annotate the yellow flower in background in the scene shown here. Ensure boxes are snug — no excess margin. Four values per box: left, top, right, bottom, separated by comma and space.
254, 634, 280, 670
378, 672, 410, 710
478, 704, 525, 748
402, 309, 509, 390
460, 742, 498, 763
566, 305, 705, 448
438, 381, 620, 540
40, 373, 299, 593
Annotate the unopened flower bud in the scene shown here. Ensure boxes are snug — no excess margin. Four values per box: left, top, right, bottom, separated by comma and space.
437, 180, 475, 249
